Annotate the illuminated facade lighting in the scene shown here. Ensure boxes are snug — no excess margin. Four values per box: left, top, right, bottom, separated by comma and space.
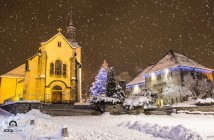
144, 65, 213, 78
165, 68, 169, 74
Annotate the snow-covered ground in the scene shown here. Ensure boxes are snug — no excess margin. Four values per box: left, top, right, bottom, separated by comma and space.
0, 109, 214, 140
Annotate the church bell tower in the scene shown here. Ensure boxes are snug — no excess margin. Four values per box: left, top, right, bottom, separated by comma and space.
67, 11, 76, 42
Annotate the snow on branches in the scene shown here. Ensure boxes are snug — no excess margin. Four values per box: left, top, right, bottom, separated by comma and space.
90, 67, 108, 96
183, 74, 214, 99
106, 67, 116, 97
90, 65, 126, 104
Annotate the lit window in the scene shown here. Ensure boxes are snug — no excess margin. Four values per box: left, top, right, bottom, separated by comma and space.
165, 69, 169, 74
63, 64, 66, 76
50, 63, 54, 75
55, 60, 62, 75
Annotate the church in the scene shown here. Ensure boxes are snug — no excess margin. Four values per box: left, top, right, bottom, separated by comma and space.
0, 18, 82, 104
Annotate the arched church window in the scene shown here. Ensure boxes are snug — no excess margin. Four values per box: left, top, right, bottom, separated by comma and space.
55, 60, 62, 75
50, 63, 54, 75
63, 64, 66, 76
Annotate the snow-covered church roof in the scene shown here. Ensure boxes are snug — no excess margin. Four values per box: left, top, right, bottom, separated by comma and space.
126, 65, 154, 87
0, 64, 25, 78
145, 50, 214, 74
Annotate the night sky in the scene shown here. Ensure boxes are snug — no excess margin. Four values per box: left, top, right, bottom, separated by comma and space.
0, 0, 214, 92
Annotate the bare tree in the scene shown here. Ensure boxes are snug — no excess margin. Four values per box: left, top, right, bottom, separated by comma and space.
196, 79, 213, 98
183, 74, 214, 99
183, 74, 197, 98
116, 72, 132, 83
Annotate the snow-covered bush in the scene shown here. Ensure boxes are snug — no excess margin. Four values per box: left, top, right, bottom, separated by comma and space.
140, 88, 157, 100
90, 94, 123, 113
195, 98, 214, 106
90, 94, 122, 104
162, 85, 193, 101
131, 88, 156, 99
112, 85, 126, 101
123, 96, 151, 109
90, 85, 125, 104
140, 88, 154, 96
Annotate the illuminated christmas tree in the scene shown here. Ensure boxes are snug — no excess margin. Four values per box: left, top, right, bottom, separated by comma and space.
90, 60, 108, 96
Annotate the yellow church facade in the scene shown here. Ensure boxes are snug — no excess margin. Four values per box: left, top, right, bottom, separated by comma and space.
0, 20, 82, 104
0, 64, 25, 103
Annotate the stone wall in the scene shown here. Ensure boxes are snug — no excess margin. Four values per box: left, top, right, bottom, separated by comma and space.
174, 106, 214, 112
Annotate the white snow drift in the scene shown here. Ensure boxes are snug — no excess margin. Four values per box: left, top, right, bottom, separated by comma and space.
118, 121, 202, 140
0, 109, 62, 140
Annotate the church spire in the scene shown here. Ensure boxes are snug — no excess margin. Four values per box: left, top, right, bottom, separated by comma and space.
67, 9, 76, 42
69, 11, 73, 26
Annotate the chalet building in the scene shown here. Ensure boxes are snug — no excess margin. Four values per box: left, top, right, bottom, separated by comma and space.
0, 17, 82, 104
127, 50, 214, 106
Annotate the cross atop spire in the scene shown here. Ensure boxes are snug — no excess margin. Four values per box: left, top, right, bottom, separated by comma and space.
57, 28, 62, 33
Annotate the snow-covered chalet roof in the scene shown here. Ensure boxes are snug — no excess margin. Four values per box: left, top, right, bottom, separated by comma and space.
0, 64, 25, 78
126, 65, 154, 87
145, 50, 214, 74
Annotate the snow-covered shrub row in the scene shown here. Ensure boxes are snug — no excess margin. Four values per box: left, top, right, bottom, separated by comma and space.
0, 109, 62, 140
195, 98, 214, 106
90, 95, 122, 104
118, 121, 202, 140
123, 96, 151, 109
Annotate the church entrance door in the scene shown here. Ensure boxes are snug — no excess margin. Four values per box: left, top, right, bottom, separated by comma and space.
52, 86, 62, 103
